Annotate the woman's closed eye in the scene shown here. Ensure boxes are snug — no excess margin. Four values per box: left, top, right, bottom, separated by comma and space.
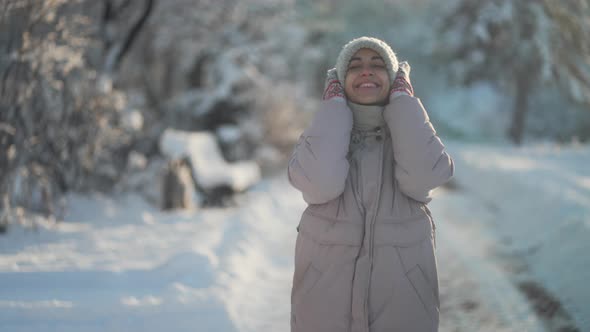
348, 63, 386, 71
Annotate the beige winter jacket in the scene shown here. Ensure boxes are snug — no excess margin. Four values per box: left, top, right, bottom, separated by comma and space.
288, 95, 454, 332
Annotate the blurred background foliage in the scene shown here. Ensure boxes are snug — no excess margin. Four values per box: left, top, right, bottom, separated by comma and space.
1, 0, 589, 227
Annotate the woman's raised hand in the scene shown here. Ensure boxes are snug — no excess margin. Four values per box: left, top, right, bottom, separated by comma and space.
322, 68, 345, 101
390, 61, 414, 100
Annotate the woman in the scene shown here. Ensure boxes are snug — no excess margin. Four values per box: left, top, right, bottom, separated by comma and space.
288, 36, 454, 332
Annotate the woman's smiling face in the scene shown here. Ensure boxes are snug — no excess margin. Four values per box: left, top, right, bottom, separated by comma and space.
344, 48, 390, 105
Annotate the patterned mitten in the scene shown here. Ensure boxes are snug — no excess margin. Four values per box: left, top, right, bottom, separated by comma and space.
390, 61, 414, 100
323, 68, 345, 101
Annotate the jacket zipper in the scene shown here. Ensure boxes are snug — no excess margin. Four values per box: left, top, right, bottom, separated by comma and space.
362, 136, 385, 330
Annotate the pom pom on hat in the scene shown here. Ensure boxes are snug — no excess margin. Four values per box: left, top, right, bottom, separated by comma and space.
335, 36, 399, 86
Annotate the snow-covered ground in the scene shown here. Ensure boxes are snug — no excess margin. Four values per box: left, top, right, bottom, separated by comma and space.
0, 141, 588, 331
439, 141, 590, 331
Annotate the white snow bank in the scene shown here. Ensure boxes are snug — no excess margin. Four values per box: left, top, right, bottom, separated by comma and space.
0, 191, 240, 332
0, 175, 301, 332
159, 129, 261, 192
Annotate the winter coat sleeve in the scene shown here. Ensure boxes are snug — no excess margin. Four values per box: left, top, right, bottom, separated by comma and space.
383, 95, 454, 203
287, 99, 353, 205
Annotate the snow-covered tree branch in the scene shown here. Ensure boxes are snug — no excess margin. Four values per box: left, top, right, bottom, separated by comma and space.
438, 0, 590, 144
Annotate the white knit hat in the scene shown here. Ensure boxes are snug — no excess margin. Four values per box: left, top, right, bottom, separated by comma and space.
335, 36, 399, 86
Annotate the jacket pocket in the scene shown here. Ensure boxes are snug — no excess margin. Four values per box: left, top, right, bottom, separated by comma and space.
292, 232, 315, 293
406, 264, 437, 322
293, 263, 322, 308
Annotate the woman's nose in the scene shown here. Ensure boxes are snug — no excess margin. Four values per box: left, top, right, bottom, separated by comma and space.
360, 66, 374, 76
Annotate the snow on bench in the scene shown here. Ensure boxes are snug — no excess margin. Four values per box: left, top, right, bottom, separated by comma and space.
159, 129, 260, 192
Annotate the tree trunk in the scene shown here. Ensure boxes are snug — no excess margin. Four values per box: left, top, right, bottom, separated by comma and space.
508, 73, 531, 145
102, 0, 154, 74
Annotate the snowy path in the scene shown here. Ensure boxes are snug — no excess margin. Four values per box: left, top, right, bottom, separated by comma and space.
1, 142, 587, 331
439, 142, 590, 331
433, 189, 546, 331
